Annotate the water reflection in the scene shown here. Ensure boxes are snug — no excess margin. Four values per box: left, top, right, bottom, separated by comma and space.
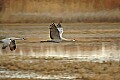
0, 42, 120, 62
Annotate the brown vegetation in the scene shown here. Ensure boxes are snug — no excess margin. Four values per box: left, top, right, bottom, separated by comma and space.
0, 23, 120, 79
0, 0, 120, 23
0, 55, 120, 80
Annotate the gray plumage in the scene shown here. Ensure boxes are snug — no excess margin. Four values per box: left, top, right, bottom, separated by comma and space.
0, 37, 25, 51
41, 23, 75, 43
49, 23, 75, 42
49, 23, 61, 40
9, 39, 16, 51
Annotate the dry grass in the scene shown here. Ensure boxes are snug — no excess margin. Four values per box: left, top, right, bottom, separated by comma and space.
0, 0, 120, 23
0, 78, 38, 80
0, 55, 120, 80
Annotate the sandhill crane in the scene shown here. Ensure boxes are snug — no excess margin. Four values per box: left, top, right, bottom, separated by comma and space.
41, 23, 75, 43
0, 37, 26, 51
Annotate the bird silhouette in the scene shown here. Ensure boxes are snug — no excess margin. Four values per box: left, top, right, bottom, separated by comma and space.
0, 37, 26, 51
41, 23, 75, 43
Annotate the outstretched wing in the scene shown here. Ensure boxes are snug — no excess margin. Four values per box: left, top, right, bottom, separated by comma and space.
2, 43, 9, 49
57, 23, 63, 39
1, 39, 11, 49
57, 28, 63, 39
57, 23, 62, 28
49, 24, 61, 40
9, 40, 16, 51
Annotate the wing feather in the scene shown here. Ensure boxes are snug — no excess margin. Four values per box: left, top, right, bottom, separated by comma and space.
9, 40, 16, 51
49, 24, 61, 40
2, 39, 11, 49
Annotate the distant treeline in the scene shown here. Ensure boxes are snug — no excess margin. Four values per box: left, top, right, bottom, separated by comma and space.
0, 0, 120, 23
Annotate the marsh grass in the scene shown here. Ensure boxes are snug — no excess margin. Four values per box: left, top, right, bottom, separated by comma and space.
0, 0, 120, 23
1, 9, 120, 23
0, 55, 120, 80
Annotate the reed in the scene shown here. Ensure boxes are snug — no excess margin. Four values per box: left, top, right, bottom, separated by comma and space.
0, 0, 120, 23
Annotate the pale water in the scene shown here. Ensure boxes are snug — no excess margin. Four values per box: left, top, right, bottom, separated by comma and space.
0, 23, 120, 79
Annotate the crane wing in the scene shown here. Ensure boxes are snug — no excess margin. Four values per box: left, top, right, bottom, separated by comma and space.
49, 24, 61, 40
9, 40, 16, 51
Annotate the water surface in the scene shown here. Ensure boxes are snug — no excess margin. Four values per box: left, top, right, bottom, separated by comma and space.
0, 23, 120, 62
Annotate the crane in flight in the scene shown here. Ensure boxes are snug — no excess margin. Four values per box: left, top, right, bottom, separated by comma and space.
41, 23, 75, 43
0, 37, 26, 51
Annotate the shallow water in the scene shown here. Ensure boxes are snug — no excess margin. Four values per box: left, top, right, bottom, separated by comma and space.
0, 23, 120, 62
0, 23, 120, 79
0, 42, 120, 62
